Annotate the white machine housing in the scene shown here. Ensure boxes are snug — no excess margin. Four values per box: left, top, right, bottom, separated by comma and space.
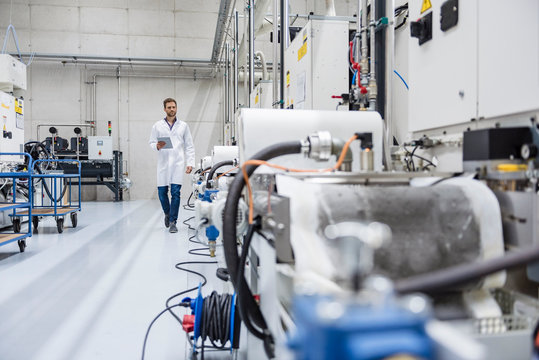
211, 145, 238, 174
408, 0, 539, 133
238, 108, 384, 172
284, 19, 348, 110
88, 136, 113, 160
0, 54, 27, 92
249, 80, 273, 109
0, 91, 24, 161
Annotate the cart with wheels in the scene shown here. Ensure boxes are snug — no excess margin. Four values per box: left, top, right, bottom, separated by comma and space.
15, 159, 81, 234
0, 153, 33, 252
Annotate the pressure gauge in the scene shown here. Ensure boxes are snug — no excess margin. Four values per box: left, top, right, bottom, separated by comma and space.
521, 143, 538, 160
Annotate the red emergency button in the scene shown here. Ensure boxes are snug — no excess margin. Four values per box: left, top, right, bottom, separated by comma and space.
99, 150, 102, 156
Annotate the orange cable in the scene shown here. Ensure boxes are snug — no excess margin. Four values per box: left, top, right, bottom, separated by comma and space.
216, 166, 240, 180
242, 134, 358, 223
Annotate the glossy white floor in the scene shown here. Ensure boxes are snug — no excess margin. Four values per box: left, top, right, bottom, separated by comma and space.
0, 200, 231, 360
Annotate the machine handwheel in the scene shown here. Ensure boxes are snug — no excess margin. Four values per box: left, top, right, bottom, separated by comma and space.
32, 217, 39, 233
18, 239, 26, 253
57, 218, 64, 234
70, 212, 77, 228
13, 218, 21, 233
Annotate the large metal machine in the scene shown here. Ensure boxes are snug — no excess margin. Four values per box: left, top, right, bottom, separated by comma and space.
171, 1, 539, 359
33, 124, 127, 201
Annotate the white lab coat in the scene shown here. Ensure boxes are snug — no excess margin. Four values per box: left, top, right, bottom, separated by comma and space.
149, 118, 195, 187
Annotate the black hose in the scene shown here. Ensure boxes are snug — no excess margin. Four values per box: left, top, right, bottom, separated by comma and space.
222, 141, 302, 357
395, 246, 539, 295
206, 160, 234, 189
235, 222, 266, 339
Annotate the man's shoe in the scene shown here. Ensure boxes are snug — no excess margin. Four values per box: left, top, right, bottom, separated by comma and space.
169, 222, 178, 233
164, 215, 170, 228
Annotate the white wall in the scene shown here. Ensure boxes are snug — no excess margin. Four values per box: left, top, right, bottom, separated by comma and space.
0, 0, 223, 200
0, 0, 358, 200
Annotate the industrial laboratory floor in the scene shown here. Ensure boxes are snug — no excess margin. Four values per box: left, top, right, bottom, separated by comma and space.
0, 200, 230, 360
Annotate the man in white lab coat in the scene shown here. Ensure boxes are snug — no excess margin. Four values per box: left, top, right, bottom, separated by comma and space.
149, 98, 195, 233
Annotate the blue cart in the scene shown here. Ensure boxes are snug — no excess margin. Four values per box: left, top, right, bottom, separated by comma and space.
0, 153, 33, 252
15, 159, 81, 234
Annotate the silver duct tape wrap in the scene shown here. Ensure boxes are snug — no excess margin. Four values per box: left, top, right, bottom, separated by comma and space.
275, 175, 506, 293
317, 185, 480, 288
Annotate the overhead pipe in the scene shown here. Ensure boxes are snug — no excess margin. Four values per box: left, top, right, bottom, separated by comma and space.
248, 0, 255, 104
14, 52, 215, 68
272, 0, 279, 108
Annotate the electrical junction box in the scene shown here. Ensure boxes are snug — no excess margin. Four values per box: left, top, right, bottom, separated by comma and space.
284, 19, 348, 110
249, 80, 273, 109
408, 0, 539, 132
0, 54, 27, 92
0, 91, 24, 162
88, 136, 113, 160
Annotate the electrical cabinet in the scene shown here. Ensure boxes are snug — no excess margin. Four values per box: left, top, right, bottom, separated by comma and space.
0, 54, 27, 92
0, 91, 24, 161
88, 136, 113, 160
284, 20, 348, 110
249, 81, 273, 109
408, 0, 539, 132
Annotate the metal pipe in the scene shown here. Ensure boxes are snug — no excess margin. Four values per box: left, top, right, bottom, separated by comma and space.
93, 73, 97, 126
385, 0, 395, 170
12, 52, 214, 67
234, 9, 239, 112
117, 66, 121, 152
255, 51, 268, 80
368, 0, 377, 111
237, 13, 358, 22
225, 42, 230, 124
360, 0, 369, 84
273, 0, 279, 108
283, 0, 290, 47
325, 0, 336, 16
279, 0, 287, 108
248, 0, 255, 101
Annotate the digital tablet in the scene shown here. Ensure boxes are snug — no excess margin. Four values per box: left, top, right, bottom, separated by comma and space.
157, 136, 173, 149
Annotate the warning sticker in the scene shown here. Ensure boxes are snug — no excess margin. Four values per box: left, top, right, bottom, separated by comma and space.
15, 99, 23, 115
286, 71, 290, 87
297, 32, 308, 61
421, 0, 432, 13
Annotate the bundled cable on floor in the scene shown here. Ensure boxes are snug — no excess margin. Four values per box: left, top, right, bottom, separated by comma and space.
181, 288, 241, 360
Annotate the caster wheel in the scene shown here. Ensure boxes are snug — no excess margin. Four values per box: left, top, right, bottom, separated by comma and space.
70, 212, 77, 228
13, 218, 21, 233
57, 218, 64, 234
18, 239, 26, 253
32, 217, 39, 233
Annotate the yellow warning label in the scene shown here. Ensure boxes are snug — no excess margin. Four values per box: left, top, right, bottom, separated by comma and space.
286, 71, 290, 87
421, 0, 432, 13
298, 43, 307, 61
15, 99, 22, 115
255, 94, 259, 104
